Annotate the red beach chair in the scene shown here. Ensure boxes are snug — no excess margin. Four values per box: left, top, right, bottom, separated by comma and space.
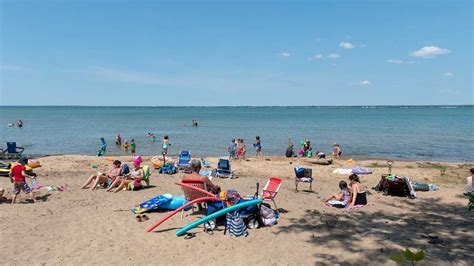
179, 179, 213, 219
261, 177, 282, 212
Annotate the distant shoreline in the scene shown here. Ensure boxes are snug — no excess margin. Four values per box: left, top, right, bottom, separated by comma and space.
0, 105, 473, 108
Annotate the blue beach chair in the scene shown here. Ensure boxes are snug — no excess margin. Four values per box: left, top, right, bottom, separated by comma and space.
177, 150, 191, 169
216, 158, 232, 179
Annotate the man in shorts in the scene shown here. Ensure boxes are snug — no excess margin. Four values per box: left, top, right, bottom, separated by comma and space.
10, 158, 36, 204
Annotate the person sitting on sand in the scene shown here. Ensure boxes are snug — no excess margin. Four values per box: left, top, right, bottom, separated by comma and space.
182, 159, 220, 194
324, 181, 352, 208
81, 160, 122, 190
107, 156, 143, 193
348, 174, 367, 206
10, 158, 36, 204
333, 143, 342, 159
464, 168, 474, 195
286, 134, 296, 157
316, 151, 326, 159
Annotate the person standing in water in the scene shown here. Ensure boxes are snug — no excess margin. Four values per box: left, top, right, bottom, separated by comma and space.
162, 135, 171, 155
115, 134, 122, 145
254, 136, 263, 156
130, 139, 136, 156
17, 120, 23, 128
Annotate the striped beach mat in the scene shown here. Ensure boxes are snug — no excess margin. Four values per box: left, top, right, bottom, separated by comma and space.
226, 211, 248, 237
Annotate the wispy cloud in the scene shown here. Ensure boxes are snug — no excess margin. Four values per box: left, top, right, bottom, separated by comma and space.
327, 53, 340, 59
385, 59, 415, 65
307, 53, 341, 61
442, 72, 454, 76
410, 46, 451, 58
277, 52, 291, 57
339, 41, 355, 49
307, 54, 324, 61
0, 64, 31, 71
359, 80, 371, 86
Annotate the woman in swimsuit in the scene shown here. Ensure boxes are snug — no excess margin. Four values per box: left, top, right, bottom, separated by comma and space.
107, 156, 143, 193
81, 160, 122, 190
348, 174, 367, 206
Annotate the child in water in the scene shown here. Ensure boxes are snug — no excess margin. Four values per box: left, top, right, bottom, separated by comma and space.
228, 139, 237, 160
254, 136, 263, 156
162, 135, 171, 155
100, 137, 107, 152
333, 143, 342, 159
123, 140, 130, 150
130, 139, 136, 156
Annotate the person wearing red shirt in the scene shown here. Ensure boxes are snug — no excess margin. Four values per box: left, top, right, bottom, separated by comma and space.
10, 158, 36, 204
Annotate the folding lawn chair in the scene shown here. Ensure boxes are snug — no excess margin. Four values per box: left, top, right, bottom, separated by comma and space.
261, 177, 282, 212
294, 166, 313, 192
2, 142, 25, 159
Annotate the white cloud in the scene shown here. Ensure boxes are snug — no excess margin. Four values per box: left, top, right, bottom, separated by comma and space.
307, 54, 323, 61
327, 53, 340, 59
0, 64, 31, 71
386, 59, 404, 64
339, 42, 355, 49
442, 72, 454, 76
278, 52, 291, 57
359, 80, 371, 85
410, 46, 451, 58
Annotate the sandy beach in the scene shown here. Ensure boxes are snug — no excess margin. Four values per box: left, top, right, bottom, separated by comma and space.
0, 155, 472, 265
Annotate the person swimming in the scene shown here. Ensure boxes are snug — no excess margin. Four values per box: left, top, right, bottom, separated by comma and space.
116, 134, 122, 145
192, 119, 198, 127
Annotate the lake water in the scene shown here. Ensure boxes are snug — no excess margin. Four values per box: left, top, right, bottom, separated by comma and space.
0, 106, 473, 161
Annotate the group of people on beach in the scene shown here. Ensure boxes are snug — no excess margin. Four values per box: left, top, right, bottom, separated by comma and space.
324, 174, 367, 208
285, 135, 342, 159
227, 136, 264, 160
81, 156, 145, 193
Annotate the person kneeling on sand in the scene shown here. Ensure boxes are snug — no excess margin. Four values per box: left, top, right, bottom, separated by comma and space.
182, 159, 220, 194
464, 168, 473, 195
81, 160, 122, 190
107, 156, 143, 193
324, 181, 351, 208
10, 158, 36, 204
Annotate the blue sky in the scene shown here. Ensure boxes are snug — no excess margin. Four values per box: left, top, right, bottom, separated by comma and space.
0, 0, 472, 106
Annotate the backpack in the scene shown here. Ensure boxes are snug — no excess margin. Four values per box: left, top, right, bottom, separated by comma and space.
120, 164, 130, 176
259, 204, 278, 226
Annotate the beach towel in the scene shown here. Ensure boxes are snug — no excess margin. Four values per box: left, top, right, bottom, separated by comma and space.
333, 168, 353, 175
352, 167, 373, 175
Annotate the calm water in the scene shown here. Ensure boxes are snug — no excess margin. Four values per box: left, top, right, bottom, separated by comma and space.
0, 106, 473, 161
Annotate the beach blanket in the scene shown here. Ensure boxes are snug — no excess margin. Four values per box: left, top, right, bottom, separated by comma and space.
325, 202, 374, 210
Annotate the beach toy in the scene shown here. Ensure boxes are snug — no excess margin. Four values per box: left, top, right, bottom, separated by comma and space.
159, 196, 191, 210
107, 157, 113, 161
175, 198, 262, 236
91, 164, 97, 168
299, 140, 305, 146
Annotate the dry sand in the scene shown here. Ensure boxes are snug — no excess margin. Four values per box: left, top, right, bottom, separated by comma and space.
1, 155, 473, 265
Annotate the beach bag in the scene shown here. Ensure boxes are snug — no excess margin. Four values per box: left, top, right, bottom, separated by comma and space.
259, 204, 278, 226
226, 210, 248, 237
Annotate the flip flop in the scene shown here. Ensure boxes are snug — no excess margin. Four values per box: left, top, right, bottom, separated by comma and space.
136, 215, 142, 222
141, 215, 149, 221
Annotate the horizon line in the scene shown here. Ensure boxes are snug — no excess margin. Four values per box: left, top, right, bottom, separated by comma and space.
0, 104, 473, 108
